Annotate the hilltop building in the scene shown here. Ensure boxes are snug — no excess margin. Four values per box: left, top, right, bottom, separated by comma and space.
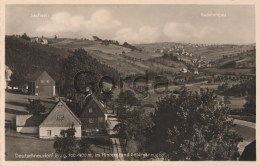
28, 71, 55, 97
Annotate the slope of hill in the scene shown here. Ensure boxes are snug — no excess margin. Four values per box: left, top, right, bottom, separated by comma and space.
136, 43, 255, 61
5, 36, 69, 82
48, 38, 255, 78
5, 36, 121, 93
50, 39, 131, 55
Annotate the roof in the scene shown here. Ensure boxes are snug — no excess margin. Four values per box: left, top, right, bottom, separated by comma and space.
16, 114, 46, 127
28, 71, 54, 82
28, 71, 45, 81
39, 99, 81, 127
80, 95, 107, 118
92, 95, 107, 114
59, 99, 82, 124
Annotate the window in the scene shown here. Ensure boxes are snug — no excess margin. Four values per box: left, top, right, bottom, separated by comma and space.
56, 114, 64, 120
89, 108, 92, 113
89, 118, 94, 123
47, 130, 51, 136
41, 80, 44, 83
46, 80, 49, 83
36, 86, 39, 88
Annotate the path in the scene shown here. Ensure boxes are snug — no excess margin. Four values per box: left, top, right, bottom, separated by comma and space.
111, 137, 124, 161
233, 119, 255, 128
232, 119, 256, 154
106, 113, 124, 161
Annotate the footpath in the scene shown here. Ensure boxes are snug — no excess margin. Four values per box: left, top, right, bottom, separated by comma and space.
106, 113, 124, 161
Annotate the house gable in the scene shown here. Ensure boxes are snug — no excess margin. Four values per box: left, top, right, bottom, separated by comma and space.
39, 100, 81, 127
80, 96, 106, 118
35, 71, 55, 86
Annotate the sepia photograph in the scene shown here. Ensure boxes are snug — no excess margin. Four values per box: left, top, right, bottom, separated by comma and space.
1, 0, 258, 164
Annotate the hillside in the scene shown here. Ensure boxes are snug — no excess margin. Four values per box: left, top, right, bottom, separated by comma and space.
50, 38, 132, 55
5, 36, 120, 95
48, 38, 256, 79
136, 42, 255, 61
5, 36, 69, 83
49, 38, 187, 77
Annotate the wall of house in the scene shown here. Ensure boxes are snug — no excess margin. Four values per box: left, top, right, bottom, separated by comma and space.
35, 72, 55, 97
35, 85, 55, 97
53, 85, 55, 96
80, 117, 105, 132
39, 126, 81, 139
17, 126, 39, 134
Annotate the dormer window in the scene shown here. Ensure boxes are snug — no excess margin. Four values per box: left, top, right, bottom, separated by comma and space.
89, 108, 92, 113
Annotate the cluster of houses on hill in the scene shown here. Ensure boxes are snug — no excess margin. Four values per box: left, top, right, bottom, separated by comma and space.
30, 37, 48, 45
11, 71, 107, 139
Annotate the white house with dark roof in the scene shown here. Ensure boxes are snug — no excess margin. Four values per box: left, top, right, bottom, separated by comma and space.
16, 100, 81, 138
39, 100, 81, 138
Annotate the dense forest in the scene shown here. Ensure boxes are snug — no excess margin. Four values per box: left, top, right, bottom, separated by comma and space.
5, 35, 120, 96
6, 35, 67, 85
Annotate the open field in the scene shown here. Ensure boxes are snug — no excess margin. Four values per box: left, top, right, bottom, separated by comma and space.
5, 134, 114, 161
49, 38, 256, 79
50, 39, 131, 55
201, 68, 254, 75
5, 92, 56, 122
227, 96, 247, 109
5, 135, 57, 161
137, 43, 254, 61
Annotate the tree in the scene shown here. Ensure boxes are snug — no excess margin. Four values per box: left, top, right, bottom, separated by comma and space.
114, 108, 153, 148
21, 33, 30, 41
223, 96, 231, 105
27, 99, 46, 114
217, 82, 229, 92
146, 88, 243, 160
61, 48, 119, 101
92, 36, 101, 41
8, 71, 26, 88
53, 127, 80, 160
100, 90, 113, 107
79, 138, 91, 154
116, 90, 139, 107
243, 95, 256, 115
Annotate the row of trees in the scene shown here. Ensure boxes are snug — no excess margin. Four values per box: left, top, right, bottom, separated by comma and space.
92, 36, 142, 51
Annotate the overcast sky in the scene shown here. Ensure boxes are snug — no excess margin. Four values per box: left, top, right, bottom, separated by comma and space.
6, 5, 255, 44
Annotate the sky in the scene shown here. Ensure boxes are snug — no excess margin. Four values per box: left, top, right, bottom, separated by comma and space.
5, 5, 255, 44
